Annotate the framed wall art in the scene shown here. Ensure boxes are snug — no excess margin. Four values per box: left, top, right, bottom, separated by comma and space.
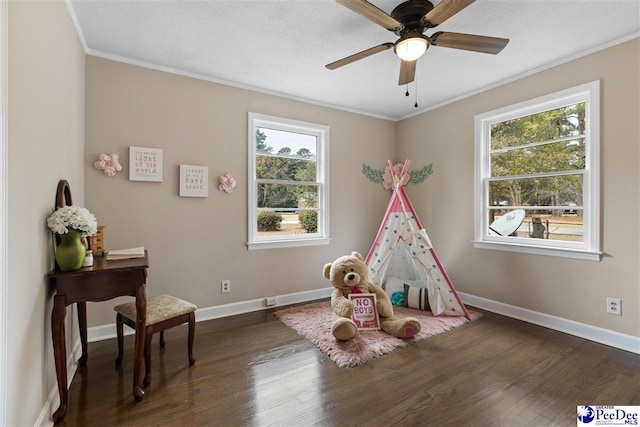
179, 164, 208, 197
129, 146, 163, 182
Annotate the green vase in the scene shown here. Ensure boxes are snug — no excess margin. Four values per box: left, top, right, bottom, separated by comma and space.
55, 230, 86, 271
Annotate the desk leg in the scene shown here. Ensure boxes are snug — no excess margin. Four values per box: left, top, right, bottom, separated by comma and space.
51, 295, 67, 423
133, 285, 147, 402
77, 301, 88, 366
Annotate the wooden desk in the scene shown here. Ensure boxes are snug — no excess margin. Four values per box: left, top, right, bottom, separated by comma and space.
47, 252, 149, 423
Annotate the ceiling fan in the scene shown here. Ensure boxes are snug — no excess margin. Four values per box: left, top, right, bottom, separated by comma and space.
326, 0, 509, 85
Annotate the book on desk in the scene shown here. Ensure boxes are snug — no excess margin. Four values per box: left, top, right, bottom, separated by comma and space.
105, 246, 146, 261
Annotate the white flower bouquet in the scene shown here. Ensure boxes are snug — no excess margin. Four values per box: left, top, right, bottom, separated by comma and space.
47, 206, 98, 237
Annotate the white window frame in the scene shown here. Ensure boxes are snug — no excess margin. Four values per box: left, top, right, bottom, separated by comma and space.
474, 80, 601, 261
248, 112, 330, 250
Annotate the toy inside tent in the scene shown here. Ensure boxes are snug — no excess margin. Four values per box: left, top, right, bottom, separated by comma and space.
364, 160, 470, 319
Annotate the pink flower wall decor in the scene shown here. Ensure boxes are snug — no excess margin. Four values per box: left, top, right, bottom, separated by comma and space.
362, 161, 433, 189
382, 162, 408, 190
217, 173, 236, 194
93, 153, 123, 177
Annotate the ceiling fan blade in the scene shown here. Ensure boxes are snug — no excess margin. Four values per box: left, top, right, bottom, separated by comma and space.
326, 43, 394, 69
336, 0, 403, 31
421, 0, 476, 28
430, 31, 509, 54
398, 60, 416, 85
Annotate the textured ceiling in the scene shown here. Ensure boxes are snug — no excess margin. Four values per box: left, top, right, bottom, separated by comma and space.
69, 0, 640, 120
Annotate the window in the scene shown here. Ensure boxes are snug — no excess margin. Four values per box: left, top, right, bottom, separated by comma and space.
474, 81, 600, 261
248, 113, 330, 250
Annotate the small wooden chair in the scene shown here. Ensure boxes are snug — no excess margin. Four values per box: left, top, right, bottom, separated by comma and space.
114, 294, 196, 387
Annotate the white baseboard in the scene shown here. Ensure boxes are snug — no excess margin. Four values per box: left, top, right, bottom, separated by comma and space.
87, 287, 333, 343
85, 288, 639, 355
459, 292, 640, 355
37, 338, 82, 427
86, 287, 639, 355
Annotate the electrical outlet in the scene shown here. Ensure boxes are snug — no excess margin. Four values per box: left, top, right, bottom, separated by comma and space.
606, 297, 621, 316
221, 280, 231, 293
266, 297, 277, 307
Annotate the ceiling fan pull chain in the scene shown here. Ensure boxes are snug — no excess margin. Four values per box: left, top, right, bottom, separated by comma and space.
405, 85, 409, 97
414, 78, 418, 108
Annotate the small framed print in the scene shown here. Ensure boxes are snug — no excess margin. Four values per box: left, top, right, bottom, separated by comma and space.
179, 164, 208, 197
129, 146, 163, 182
348, 293, 380, 330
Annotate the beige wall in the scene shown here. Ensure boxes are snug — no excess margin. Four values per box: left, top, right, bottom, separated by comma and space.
84, 56, 396, 327
398, 38, 640, 337
7, 1, 85, 425
84, 40, 639, 337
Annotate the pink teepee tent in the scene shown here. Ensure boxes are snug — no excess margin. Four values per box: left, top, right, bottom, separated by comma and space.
365, 160, 470, 319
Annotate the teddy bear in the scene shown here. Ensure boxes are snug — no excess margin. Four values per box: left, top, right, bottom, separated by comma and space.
323, 251, 421, 341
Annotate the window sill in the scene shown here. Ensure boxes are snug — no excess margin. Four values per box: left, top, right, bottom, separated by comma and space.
248, 237, 331, 251
473, 240, 602, 261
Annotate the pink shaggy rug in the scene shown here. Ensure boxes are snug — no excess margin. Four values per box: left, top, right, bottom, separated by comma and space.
275, 301, 481, 368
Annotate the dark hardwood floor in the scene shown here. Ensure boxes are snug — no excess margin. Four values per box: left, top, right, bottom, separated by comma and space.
58, 303, 640, 426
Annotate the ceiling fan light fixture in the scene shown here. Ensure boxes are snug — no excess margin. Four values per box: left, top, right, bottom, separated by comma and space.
394, 35, 428, 61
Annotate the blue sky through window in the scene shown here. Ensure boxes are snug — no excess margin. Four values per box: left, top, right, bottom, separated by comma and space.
260, 127, 316, 157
